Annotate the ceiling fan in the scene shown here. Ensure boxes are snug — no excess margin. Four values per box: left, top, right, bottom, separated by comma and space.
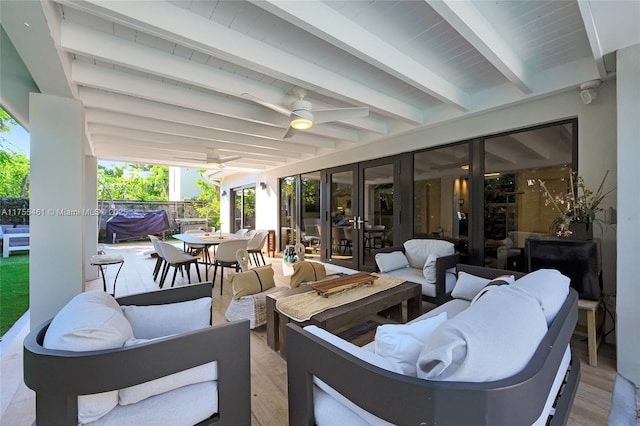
170, 153, 240, 168
205, 155, 241, 168
241, 87, 369, 139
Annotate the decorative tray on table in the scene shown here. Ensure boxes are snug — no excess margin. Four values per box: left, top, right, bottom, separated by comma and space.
311, 272, 378, 297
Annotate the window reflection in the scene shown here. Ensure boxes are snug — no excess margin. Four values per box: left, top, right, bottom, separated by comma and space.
484, 123, 573, 271
414, 144, 470, 260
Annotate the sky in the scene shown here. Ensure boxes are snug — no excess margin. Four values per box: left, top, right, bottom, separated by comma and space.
2, 118, 123, 168
4, 119, 30, 156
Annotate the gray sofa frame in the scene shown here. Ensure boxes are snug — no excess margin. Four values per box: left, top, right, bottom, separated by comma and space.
24, 284, 251, 426
287, 265, 581, 426
373, 238, 460, 305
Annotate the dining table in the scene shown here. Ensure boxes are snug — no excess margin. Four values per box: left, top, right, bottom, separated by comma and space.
172, 232, 250, 281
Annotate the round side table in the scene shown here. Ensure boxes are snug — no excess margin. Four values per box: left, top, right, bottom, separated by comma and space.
90, 254, 124, 296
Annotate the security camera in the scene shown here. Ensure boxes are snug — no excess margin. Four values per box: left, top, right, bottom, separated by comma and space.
579, 80, 601, 104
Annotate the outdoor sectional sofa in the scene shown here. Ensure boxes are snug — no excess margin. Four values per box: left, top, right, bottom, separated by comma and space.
286, 265, 580, 425
23, 283, 250, 426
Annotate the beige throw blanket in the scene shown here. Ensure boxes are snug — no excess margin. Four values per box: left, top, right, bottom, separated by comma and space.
276, 273, 405, 322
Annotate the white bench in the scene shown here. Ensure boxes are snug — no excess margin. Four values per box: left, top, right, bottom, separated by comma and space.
3, 232, 30, 257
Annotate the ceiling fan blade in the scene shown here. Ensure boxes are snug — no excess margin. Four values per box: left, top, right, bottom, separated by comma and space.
282, 126, 296, 139
206, 155, 242, 166
240, 93, 291, 116
312, 107, 369, 125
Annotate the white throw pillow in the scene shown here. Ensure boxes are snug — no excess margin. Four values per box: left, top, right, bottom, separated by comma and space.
403, 239, 454, 269
421, 254, 438, 283
121, 297, 212, 339
451, 272, 516, 301
43, 291, 134, 424
417, 285, 547, 382
304, 326, 400, 373
374, 312, 447, 376
514, 269, 570, 325
119, 337, 218, 405
375, 251, 409, 273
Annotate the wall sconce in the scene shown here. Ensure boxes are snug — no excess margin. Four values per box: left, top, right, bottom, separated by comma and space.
221, 190, 227, 197
580, 80, 600, 104
259, 182, 267, 190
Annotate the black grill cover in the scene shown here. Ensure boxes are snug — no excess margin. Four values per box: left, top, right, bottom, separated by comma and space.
106, 210, 170, 243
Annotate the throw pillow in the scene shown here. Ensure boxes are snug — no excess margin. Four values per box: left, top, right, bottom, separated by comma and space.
121, 297, 212, 339
375, 251, 409, 273
422, 254, 439, 283
230, 264, 276, 299
119, 337, 218, 405
469, 278, 512, 305
374, 311, 447, 376
417, 285, 547, 382
451, 272, 515, 301
43, 291, 134, 424
290, 261, 327, 287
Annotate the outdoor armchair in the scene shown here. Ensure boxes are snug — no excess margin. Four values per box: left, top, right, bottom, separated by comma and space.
23, 283, 251, 426
373, 238, 459, 305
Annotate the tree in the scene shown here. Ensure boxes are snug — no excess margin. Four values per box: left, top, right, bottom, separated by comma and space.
98, 163, 169, 201
193, 173, 220, 229
0, 107, 30, 198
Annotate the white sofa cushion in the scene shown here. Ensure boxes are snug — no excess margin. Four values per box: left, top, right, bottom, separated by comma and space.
119, 337, 218, 405
121, 297, 212, 339
382, 267, 456, 298
417, 285, 547, 382
43, 291, 134, 424
87, 380, 218, 426
451, 272, 516, 301
403, 239, 454, 269
374, 312, 447, 376
374, 251, 409, 273
513, 269, 570, 325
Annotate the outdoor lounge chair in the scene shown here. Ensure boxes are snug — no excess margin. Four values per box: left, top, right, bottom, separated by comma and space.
23, 283, 251, 426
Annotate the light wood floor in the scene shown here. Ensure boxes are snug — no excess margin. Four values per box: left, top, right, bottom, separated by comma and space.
0, 241, 616, 425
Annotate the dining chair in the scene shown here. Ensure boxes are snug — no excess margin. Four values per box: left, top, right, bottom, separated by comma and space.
148, 235, 165, 282
157, 241, 202, 288
246, 231, 269, 266
235, 229, 249, 236
212, 239, 248, 295
183, 228, 206, 256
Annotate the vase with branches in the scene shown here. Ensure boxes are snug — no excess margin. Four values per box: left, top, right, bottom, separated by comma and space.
532, 169, 614, 238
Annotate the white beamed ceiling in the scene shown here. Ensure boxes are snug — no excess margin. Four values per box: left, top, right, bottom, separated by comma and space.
1, 0, 626, 177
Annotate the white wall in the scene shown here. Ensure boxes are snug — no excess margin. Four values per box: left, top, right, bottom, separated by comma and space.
29, 94, 85, 329
223, 84, 618, 255
169, 167, 203, 201
616, 43, 640, 386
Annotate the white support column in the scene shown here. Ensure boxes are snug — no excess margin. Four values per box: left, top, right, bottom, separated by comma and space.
616, 43, 640, 386
29, 94, 85, 329
84, 155, 98, 282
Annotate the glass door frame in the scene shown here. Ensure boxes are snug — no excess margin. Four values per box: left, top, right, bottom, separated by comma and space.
321, 156, 402, 271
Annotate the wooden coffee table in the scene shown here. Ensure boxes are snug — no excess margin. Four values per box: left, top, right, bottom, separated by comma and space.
266, 281, 421, 358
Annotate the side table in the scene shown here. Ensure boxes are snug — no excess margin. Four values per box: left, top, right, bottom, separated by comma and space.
90, 254, 124, 296
576, 298, 603, 367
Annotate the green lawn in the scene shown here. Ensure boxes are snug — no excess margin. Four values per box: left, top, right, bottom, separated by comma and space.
0, 252, 29, 336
